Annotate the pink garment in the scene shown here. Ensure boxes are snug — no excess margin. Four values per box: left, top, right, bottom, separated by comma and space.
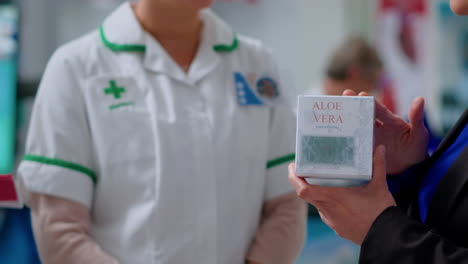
247, 192, 307, 264
28, 191, 306, 264
28, 192, 119, 264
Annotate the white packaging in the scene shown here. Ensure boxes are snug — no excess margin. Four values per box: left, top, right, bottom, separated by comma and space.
295, 95, 374, 185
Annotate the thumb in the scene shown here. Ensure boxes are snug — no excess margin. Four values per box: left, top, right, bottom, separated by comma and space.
409, 97, 425, 131
370, 145, 387, 189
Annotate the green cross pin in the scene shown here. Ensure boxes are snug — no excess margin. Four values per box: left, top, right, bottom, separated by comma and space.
104, 80, 126, 99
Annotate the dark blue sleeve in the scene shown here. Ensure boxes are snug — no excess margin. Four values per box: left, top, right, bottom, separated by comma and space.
387, 159, 427, 208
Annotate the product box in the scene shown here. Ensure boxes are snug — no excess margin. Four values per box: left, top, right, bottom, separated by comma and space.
295, 96, 374, 185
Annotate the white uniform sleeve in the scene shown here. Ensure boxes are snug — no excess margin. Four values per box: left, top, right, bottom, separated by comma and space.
265, 105, 296, 201
263, 49, 296, 201
17, 47, 95, 208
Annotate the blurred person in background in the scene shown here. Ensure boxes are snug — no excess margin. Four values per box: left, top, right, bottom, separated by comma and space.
16, 0, 306, 264
289, 0, 468, 260
311, 36, 385, 98
307, 36, 399, 112
309, 36, 402, 114
308, 35, 440, 151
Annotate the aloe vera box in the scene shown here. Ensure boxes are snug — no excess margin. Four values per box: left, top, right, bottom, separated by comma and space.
295, 95, 374, 184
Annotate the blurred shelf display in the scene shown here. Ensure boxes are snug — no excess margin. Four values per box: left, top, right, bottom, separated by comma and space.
0, 3, 18, 175
437, 1, 468, 134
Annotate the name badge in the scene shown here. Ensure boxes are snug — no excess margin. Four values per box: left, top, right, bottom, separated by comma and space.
234, 72, 279, 106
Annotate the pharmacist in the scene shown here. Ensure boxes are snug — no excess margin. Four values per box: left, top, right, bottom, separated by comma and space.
17, 1, 306, 264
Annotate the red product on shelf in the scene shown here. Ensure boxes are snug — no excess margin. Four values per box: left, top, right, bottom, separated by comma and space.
0, 174, 18, 201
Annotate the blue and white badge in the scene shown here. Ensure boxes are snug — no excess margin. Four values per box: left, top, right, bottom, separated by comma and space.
256, 77, 279, 100
234, 72, 279, 106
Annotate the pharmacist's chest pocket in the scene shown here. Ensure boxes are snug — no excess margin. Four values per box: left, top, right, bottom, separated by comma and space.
85, 76, 155, 164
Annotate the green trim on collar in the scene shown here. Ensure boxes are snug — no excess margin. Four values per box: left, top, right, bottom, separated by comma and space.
266, 153, 296, 169
100, 25, 146, 53
23, 154, 98, 184
213, 34, 239, 53
100, 24, 237, 54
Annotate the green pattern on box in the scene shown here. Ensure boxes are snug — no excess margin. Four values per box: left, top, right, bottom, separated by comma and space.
300, 136, 354, 167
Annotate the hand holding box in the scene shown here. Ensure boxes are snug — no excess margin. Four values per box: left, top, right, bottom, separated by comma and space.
295, 96, 374, 186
